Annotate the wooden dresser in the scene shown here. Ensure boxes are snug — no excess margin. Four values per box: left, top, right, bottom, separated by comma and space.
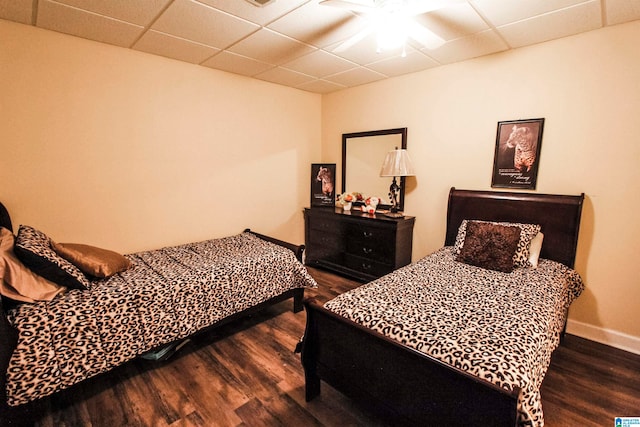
303, 207, 415, 282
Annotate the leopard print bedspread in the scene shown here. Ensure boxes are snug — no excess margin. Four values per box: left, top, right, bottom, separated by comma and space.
324, 247, 584, 427
5, 232, 317, 406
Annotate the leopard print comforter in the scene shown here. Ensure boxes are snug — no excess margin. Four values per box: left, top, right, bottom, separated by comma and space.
324, 247, 584, 427
6, 232, 317, 406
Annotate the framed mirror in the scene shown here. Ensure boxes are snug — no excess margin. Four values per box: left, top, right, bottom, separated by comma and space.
342, 127, 408, 211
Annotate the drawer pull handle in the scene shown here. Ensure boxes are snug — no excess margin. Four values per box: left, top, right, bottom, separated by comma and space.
363, 231, 373, 238
361, 263, 372, 270
362, 248, 373, 254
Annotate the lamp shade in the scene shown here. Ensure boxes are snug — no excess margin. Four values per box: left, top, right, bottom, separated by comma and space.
380, 149, 416, 177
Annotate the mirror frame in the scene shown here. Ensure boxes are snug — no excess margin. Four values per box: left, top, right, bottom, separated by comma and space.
341, 127, 408, 211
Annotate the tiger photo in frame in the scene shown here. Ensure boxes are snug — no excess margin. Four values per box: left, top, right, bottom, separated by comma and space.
491, 118, 545, 190
311, 163, 336, 207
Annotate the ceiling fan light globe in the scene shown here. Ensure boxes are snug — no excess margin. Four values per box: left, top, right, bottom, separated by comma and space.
323, 0, 447, 53
377, 30, 406, 51
376, 15, 409, 51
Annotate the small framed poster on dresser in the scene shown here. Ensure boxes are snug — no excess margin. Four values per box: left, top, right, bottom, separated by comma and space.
311, 164, 336, 207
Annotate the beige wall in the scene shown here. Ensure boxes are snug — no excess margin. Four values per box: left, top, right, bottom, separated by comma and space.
0, 20, 320, 253
322, 21, 640, 348
2, 17, 639, 351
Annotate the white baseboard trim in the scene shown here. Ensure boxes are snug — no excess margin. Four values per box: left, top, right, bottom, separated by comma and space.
566, 319, 640, 355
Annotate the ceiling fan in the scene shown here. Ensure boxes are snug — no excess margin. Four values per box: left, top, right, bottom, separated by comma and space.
320, 0, 455, 54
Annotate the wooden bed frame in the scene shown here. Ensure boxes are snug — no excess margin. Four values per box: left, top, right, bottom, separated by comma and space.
0, 201, 306, 425
301, 187, 584, 427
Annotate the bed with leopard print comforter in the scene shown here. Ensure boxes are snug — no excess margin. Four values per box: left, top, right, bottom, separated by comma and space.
5, 232, 317, 406
324, 247, 584, 427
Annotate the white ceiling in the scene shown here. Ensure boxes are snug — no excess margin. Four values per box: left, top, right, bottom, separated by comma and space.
2, 0, 639, 94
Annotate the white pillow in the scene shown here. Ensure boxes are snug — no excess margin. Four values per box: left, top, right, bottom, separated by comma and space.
528, 232, 544, 268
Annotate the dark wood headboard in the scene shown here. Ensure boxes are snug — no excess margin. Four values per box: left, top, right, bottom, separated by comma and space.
0, 202, 11, 233
445, 188, 584, 268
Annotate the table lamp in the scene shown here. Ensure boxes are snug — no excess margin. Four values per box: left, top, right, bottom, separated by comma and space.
380, 148, 416, 218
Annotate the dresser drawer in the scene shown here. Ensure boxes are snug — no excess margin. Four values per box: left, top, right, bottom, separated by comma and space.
346, 223, 395, 243
308, 215, 341, 233
309, 232, 341, 250
346, 225, 394, 260
344, 254, 392, 278
345, 238, 393, 262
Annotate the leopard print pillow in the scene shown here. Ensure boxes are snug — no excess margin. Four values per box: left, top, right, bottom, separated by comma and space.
453, 220, 541, 268
14, 225, 90, 290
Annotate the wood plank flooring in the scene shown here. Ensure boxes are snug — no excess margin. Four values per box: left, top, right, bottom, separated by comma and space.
10, 267, 640, 426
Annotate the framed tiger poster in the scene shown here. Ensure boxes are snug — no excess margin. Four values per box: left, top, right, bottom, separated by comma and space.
311, 163, 336, 207
491, 118, 545, 189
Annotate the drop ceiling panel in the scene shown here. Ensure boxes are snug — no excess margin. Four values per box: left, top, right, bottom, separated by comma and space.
0, 0, 34, 24
414, 2, 489, 41
267, 1, 367, 48
329, 32, 412, 65
37, 0, 144, 47
605, 0, 640, 25
254, 66, 315, 86
297, 78, 346, 93
134, 30, 220, 64
227, 27, 315, 65
281, 49, 357, 78
367, 50, 440, 76
50, 0, 172, 26
325, 66, 387, 87
152, 0, 259, 49
197, 0, 308, 26
471, 0, 589, 27
497, 1, 602, 48
201, 50, 273, 76
423, 29, 507, 64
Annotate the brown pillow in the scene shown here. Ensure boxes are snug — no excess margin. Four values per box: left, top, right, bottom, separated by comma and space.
456, 221, 521, 273
0, 227, 66, 303
52, 242, 132, 278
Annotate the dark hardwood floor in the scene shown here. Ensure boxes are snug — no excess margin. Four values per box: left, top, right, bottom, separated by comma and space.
10, 267, 640, 426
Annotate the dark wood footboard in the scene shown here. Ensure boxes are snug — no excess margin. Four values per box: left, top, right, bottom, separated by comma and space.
301, 297, 520, 427
245, 228, 305, 263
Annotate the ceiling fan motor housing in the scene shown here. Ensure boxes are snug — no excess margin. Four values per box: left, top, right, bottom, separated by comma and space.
377, 0, 405, 12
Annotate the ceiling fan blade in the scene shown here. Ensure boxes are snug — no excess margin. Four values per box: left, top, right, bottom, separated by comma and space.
405, 0, 464, 16
332, 26, 375, 52
319, 0, 376, 14
408, 21, 445, 49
